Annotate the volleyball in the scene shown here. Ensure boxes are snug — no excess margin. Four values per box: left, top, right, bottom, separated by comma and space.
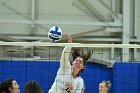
48, 26, 63, 42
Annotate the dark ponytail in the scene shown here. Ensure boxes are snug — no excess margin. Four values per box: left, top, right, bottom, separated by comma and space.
72, 47, 93, 65
0, 82, 3, 93
24, 80, 44, 93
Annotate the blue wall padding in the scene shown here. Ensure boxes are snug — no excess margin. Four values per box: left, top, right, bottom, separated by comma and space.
0, 61, 140, 93
82, 63, 113, 93
0, 61, 59, 93
139, 64, 140, 93
113, 63, 140, 93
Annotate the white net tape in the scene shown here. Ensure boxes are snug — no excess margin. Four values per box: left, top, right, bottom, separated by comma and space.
0, 42, 140, 48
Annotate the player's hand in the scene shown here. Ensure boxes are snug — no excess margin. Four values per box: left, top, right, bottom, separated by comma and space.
66, 33, 72, 43
65, 82, 74, 90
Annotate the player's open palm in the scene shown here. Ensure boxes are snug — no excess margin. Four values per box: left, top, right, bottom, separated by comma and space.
66, 33, 72, 43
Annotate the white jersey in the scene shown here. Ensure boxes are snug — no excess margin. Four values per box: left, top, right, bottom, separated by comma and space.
48, 47, 84, 93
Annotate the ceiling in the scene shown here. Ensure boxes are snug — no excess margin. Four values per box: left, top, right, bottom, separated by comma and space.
0, 0, 123, 43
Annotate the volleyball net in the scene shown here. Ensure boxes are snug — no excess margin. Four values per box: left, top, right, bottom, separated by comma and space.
0, 42, 140, 93
0, 42, 139, 62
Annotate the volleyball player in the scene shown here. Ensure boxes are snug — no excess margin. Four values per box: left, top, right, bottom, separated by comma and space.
0, 78, 20, 93
99, 81, 111, 93
48, 33, 93, 93
24, 80, 44, 93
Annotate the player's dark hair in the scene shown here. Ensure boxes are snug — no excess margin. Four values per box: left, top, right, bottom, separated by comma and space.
72, 48, 93, 76
24, 80, 44, 93
0, 79, 15, 93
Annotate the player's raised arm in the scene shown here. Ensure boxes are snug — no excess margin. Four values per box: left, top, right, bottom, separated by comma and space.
60, 33, 72, 68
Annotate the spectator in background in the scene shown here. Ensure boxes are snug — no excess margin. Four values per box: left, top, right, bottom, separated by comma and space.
24, 80, 44, 93
0, 78, 20, 93
99, 81, 111, 93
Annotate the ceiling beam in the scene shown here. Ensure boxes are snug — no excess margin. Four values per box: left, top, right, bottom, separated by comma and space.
74, 37, 121, 42
35, 20, 122, 27
70, 28, 105, 38
79, 0, 106, 21
0, 19, 122, 27
0, 19, 31, 24
0, 35, 26, 42
8, 35, 49, 40
98, 0, 118, 18
31, 0, 35, 27
5, 35, 140, 43
8, 35, 121, 42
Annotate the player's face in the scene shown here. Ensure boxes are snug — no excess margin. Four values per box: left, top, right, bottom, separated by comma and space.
73, 57, 84, 70
99, 83, 108, 93
10, 80, 20, 93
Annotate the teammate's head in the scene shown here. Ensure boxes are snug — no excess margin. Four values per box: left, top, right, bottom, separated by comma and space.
99, 81, 111, 93
24, 80, 44, 93
0, 79, 20, 93
72, 48, 93, 76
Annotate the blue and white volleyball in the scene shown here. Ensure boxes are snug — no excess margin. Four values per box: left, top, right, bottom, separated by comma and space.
48, 26, 63, 42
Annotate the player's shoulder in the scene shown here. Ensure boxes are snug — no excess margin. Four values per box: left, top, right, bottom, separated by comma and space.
77, 76, 84, 82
